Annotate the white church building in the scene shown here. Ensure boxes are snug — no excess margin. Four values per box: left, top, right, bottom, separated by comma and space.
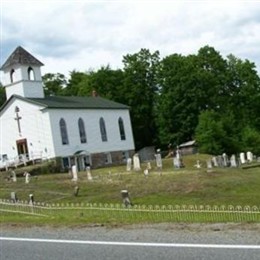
0, 46, 135, 170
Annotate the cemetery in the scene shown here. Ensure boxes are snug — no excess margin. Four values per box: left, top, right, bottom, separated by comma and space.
1, 152, 260, 225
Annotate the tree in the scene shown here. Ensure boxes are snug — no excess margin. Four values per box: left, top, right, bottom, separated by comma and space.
195, 110, 226, 155
87, 65, 125, 101
42, 73, 67, 96
62, 70, 91, 96
122, 48, 160, 149
241, 126, 260, 155
226, 55, 260, 129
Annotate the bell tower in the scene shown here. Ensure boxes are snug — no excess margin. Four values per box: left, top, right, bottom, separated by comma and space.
0, 46, 45, 99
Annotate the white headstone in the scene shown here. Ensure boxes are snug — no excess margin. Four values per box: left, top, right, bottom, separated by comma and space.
206, 160, 212, 169
71, 165, 78, 181
144, 169, 149, 177
230, 154, 237, 167
222, 153, 228, 167
24, 172, 31, 184
212, 156, 218, 167
155, 153, 162, 169
173, 157, 180, 168
246, 151, 253, 163
126, 158, 132, 171
240, 152, 246, 164
133, 154, 141, 171
12, 171, 17, 182
194, 160, 201, 169
86, 167, 93, 181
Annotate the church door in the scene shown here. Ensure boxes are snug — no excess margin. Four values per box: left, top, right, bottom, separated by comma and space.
16, 139, 28, 156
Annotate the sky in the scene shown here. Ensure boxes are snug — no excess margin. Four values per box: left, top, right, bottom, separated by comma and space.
1, 0, 260, 79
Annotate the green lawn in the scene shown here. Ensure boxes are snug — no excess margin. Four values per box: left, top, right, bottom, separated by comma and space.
1, 154, 260, 225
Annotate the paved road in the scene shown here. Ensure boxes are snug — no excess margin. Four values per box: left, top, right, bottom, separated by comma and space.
0, 223, 260, 260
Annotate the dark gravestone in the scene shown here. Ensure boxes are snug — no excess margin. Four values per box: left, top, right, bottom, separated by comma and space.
121, 190, 132, 207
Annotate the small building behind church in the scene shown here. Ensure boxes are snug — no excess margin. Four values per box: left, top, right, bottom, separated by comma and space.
0, 46, 135, 170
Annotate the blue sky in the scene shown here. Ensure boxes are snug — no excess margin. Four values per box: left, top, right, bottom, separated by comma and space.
1, 0, 260, 78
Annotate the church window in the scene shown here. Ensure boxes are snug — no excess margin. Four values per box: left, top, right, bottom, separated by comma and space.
78, 118, 87, 143
10, 69, 15, 83
118, 117, 126, 140
99, 117, 107, 142
28, 67, 35, 80
59, 118, 69, 145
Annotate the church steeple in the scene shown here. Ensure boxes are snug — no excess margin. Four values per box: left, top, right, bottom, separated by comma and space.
0, 46, 45, 99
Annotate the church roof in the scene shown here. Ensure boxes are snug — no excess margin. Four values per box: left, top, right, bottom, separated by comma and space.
0, 46, 44, 70
30, 96, 129, 109
0, 95, 129, 111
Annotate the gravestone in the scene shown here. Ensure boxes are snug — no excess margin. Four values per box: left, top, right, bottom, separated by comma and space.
86, 167, 93, 181
206, 159, 213, 173
173, 146, 182, 169
121, 190, 132, 207
247, 151, 253, 163
240, 152, 246, 164
24, 172, 31, 184
222, 153, 228, 167
29, 194, 34, 205
173, 157, 181, 168
126, 158, 132, 171
71, 165, 78, 181
230, 154, 237, 167
11, 192, 17, 203
155, 149, 162, 170
12, 171, 17, 182
144, 168, 149, 177
194, 160, 201, 169
212, 156, 218, 167
133, 154, 141, 171
217, 155, 224, 167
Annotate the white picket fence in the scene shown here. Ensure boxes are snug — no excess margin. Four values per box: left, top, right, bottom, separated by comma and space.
0, 199, 259, 222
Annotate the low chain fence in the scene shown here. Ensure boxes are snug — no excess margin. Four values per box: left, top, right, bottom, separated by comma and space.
0, 199, 259, 223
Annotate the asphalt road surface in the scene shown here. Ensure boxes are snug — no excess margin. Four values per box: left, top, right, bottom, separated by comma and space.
0, 223, 260, 260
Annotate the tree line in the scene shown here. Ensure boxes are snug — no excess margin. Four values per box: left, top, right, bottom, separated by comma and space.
1, 45, 260, 155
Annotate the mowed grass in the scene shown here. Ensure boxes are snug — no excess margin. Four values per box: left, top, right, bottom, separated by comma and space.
1, 154, 260, 207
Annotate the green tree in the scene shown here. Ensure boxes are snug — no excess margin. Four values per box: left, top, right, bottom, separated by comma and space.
195, 110, 226, 154
226, 55, 260, 129
122, 48, 160, 149
87, 65, 125, 101
64, 70, 90, 96
156, 46, 245, 149
42, 73, 67, 96
241, 126, 260, 155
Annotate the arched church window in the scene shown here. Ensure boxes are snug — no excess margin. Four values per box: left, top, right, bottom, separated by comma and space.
99, 117, 107, 142
78, 118, 87, 143
10, 69, 15, 83
59, 118, 69, 145
118, 117, 126, 140
28, 67, 35, 80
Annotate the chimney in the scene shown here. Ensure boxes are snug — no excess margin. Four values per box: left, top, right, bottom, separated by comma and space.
92, 90, 98, 97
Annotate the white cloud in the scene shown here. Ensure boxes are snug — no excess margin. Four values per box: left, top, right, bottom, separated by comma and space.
1, 0, 260, 77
